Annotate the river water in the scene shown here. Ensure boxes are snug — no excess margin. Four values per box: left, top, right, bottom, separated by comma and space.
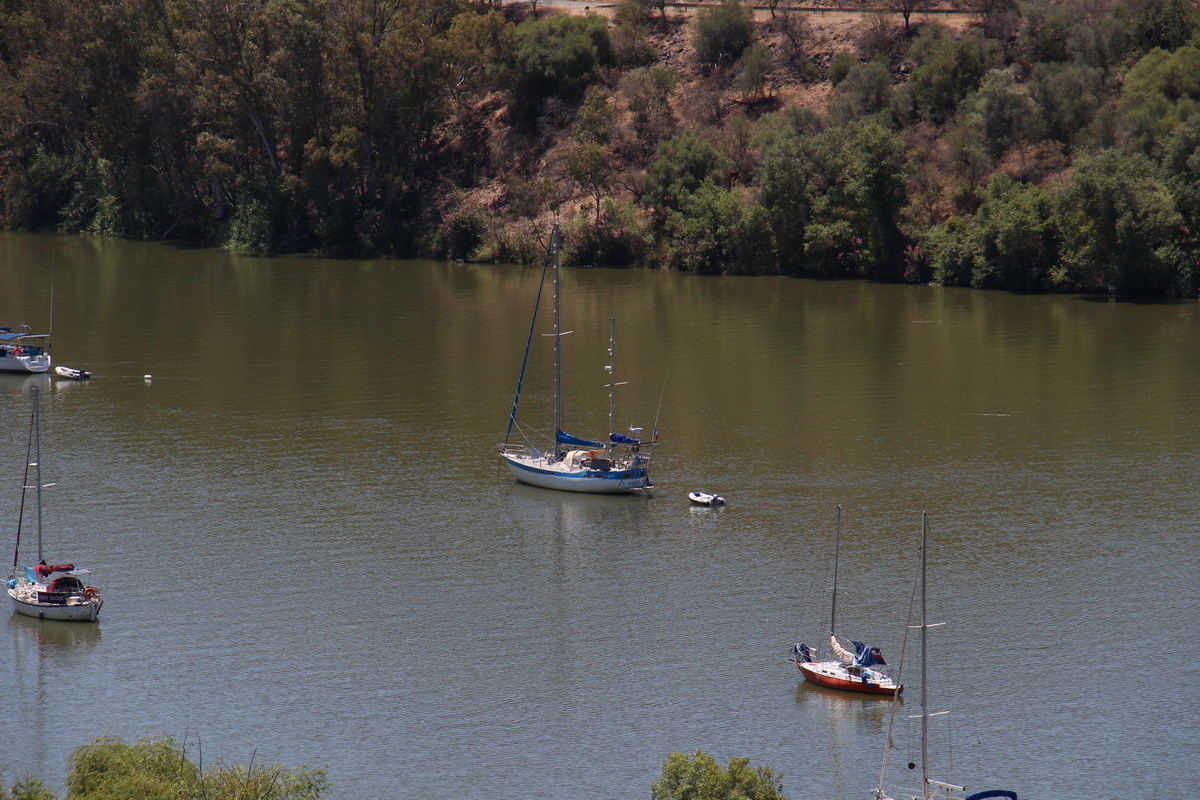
1, 232, 1197, 799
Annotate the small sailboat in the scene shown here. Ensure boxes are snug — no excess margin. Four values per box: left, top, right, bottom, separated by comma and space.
6, 388, 103, 621
499, 224, 656, 494
872, 512, 1016, 800
790, 505, 902, 696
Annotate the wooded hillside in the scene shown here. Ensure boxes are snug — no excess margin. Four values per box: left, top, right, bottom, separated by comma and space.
0, 0, 1197, 297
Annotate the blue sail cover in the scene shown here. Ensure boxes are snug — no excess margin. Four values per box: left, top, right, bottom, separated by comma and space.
557, 431, 605, 449
792, 642, 815, 662
609, 432, 640, 445
851, 641, 887, 667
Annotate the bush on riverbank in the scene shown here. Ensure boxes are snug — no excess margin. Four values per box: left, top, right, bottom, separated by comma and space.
0, 0, 1198, 297
3, 741, 780, 800
2, 736, 327, 800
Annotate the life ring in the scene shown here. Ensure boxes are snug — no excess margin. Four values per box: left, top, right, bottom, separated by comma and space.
83, 587, 98, 599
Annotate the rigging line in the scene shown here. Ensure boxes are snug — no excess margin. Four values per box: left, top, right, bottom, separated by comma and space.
650, 365, 669, 441
48, 263, 55, 346
10, 395, 38, 573
510, 416, 549, 449
504, 236, 554, 445
876, 531, 922, 797
833, 585, 916, 623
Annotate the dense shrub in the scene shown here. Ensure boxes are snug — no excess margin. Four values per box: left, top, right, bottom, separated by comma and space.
694, 0, 755, 66
901, 26, 1002, 124
511, 14, 614, 115
643, 130, 734, 213
0, 735, 331, 800
652, 751, 784, 800
1055, 149, 1184, 295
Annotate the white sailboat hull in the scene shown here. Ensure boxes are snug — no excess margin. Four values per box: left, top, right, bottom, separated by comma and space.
8, 586, 101, 622
501, 453, 651, 494
0, 353, 51, 374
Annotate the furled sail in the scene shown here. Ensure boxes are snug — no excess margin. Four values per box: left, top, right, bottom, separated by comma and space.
557, 430, 605, 449
851, 640, 888, 667
830, 634, 856, 661
792, 642, 816, 662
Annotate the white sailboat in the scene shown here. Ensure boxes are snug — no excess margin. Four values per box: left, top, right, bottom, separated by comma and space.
0, 325, 52, 373
790, 505, 902, 696
872, 512, 1015, 800
499, 224, 656, 494
6, 388, 103, 621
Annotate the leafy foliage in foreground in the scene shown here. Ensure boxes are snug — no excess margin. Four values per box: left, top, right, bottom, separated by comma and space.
652, 750, 785, 800
2, 736, 327, 800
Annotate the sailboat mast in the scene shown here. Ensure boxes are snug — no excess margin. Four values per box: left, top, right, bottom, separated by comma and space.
608, 318, 615, 455
552, 224, 562, 461
34, 388, 43, 563
920, 510, 929, 800
830, 504, 842, 636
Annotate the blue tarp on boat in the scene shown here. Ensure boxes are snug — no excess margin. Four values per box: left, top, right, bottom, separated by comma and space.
851, 641, 887, 667
609, 432, 640, 445
557, 431, 605, 449
791, 642, 815, 662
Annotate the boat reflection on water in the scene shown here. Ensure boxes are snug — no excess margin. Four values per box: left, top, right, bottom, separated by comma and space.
793, 678, 901, 793
0, 373, 50, 395
8, 612, 103, 651
794, 679, 902, 716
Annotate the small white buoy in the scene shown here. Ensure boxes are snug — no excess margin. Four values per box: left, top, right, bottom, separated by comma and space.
143, 374, 152, 381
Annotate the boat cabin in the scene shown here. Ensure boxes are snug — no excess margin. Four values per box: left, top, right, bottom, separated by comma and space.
0, 329, 50, 364
26, 568, 94, 605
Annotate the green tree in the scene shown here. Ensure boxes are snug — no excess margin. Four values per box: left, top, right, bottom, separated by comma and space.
576, 85, 615, 145
804, 120, 911, 279
446, 10, 516, 97
828, 50, 857, 86
973, 174, 1059, 290
619, 66, 680, 148
829, 59, 893, 122
901, 25, 1001, 124
943, 114, 994, 212
1066, 14, 1131, 68
511, 13, 614, 112
1117, 46, 1200, 156
735, 43, 775, 103
694, 0, 755, 66
643, 129, 734, 214
759, 135, 812, 275
1160, 113, 1200, 295
1, 777, 56, 800
1162, 112, 1200, 231
652, 751, 784, 800
1119, 0, 1200, 52
919, 214, 983, 286
1020, 1, 1078, 63
963, 68, 1042, 157
567, 142, 614, 222
561, 199, 652, 266
1055, 149, 1184, 295
1028, 62, 1105, 146
611, 0, 656, 67
60, 735, 327, 800
662, 183, 762, 273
